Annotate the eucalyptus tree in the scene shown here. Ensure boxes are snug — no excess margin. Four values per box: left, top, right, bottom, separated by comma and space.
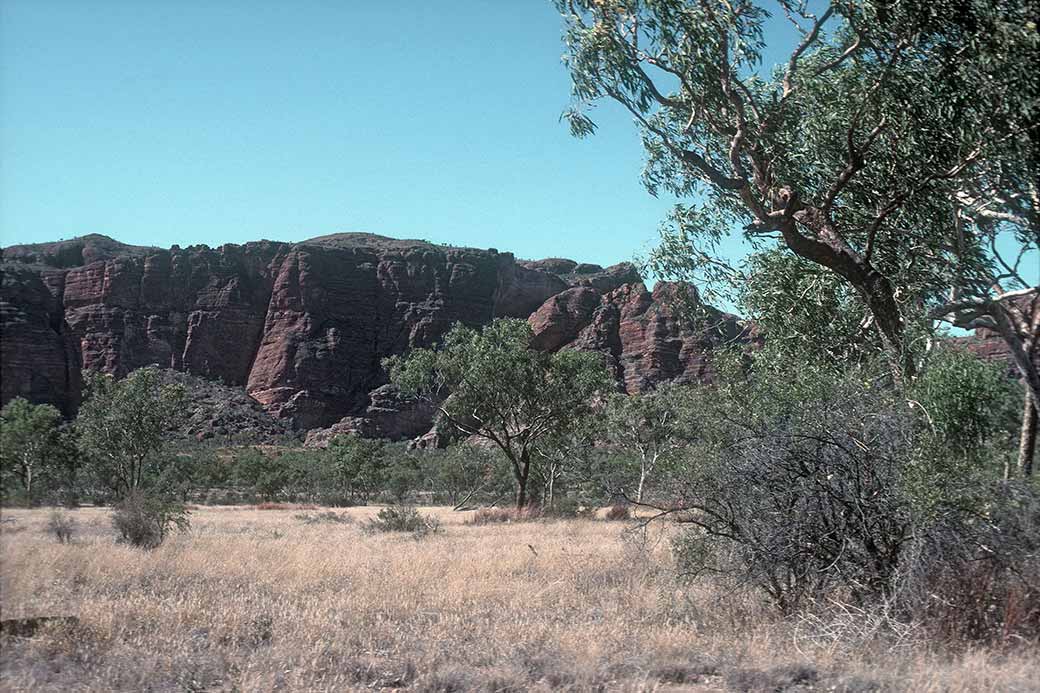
0, 398, 66, 504
76, 367, 187, 497
604, 381, 699, 502
556, 0, 1037, 466
384, 319, 615, 509
929, 150, 1039, 475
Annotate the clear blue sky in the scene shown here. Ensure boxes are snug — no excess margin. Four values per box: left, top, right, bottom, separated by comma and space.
0, 1, 795, 270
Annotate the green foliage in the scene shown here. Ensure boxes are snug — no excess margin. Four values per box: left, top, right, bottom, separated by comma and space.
913, 347, 1021, 453
111, 490, 190, 549
324, 435, 388, 503
0, 397, 70, 505
603, 382, 699, 502
361, 506, 441, 538
386, 318, 615, 508
558, 0, 1038, 367
425, 444, 513, 508
232, 447, 296, 501
738, 250, 885, 368
906, 346, 1024, 513
76, 367, 187, 498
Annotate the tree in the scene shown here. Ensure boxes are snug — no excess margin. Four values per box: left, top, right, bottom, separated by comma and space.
738, 249, 886, 369
604, 381, 698, 502
385, 318, 615, 509
427, 444, 514, 509
532, 409, 602, 509
76, 367, 187, 498
557, 0, 1037, 389
324, 434, 388, 504
0, 398, 65, 504
233, 447, 296, 501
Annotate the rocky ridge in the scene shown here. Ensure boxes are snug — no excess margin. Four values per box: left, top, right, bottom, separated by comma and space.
2, 233, 750, 441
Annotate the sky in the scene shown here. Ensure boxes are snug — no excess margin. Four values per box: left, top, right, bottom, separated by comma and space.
0, 1, 813, 271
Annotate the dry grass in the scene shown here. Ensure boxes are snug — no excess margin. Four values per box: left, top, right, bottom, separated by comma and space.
1, 505, 1037, 692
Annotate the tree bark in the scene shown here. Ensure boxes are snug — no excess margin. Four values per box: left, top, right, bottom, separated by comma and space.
514, 449, 531, 510
1018, 391, 1037, 477
778, 212, 913, 377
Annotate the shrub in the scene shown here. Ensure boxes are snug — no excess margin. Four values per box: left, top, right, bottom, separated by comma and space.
604, 503, 632, 521
670, 368, 915, 613
46, 510, 76, 543
112, 492, 190, 549
233, 448, 298, 502
898, 481, 1040, 644
362, 506, 441, 538
323, 435, 388, 504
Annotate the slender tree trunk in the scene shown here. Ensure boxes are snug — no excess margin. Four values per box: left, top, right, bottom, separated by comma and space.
1018, 391, 1037, 477
636, 462, 647, 504
514, 449, 531, 510
23, 453, 33, 506
546, 463, 556, 509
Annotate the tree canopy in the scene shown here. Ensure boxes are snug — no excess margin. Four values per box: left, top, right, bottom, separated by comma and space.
557, 0, 1037, 373
0, 397, 67, 504
76, 367, 187, 498
385, 318, 615, 508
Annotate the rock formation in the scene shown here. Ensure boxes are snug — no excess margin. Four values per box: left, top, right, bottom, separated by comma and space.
2, 233, 748, 438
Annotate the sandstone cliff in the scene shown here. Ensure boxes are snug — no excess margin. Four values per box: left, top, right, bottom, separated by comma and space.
2, 233, 747, 437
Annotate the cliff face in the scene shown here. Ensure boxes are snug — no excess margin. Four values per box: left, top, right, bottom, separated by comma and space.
1, 233, 746, 435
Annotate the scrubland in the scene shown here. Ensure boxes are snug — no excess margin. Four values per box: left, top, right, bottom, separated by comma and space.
1, 505, 1037, 692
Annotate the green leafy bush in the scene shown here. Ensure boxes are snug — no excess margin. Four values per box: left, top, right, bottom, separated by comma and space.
362, 506, 440, 538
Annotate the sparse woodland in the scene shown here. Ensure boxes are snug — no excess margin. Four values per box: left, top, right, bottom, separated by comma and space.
2, 0, 1038, 691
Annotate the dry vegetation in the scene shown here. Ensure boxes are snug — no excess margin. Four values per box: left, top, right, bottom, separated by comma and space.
2, 505, 1038, 692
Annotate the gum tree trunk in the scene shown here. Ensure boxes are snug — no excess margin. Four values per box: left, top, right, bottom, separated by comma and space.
1018, 392, 1037, 477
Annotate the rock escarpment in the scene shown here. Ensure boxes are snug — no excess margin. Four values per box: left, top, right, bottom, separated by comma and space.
2, 233, 747, 438
528, 282, 747, 394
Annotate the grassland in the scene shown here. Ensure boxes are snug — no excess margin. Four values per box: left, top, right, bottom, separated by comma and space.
1, 505, 1037, 692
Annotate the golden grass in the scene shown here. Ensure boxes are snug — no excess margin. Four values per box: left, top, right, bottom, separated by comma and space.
1, 505, 1037, 692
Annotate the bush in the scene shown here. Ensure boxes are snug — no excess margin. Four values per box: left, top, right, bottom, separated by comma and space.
112, 492, 190, 549
899, 481, 1040, 644
604, 503, 632, 521
233, 448, 297, 502
46, 510, 76, 543
670, 367, 915, 613
362, 506, 440, 538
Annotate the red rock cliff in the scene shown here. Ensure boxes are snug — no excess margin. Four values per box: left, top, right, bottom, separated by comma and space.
2, 233, 744, 433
